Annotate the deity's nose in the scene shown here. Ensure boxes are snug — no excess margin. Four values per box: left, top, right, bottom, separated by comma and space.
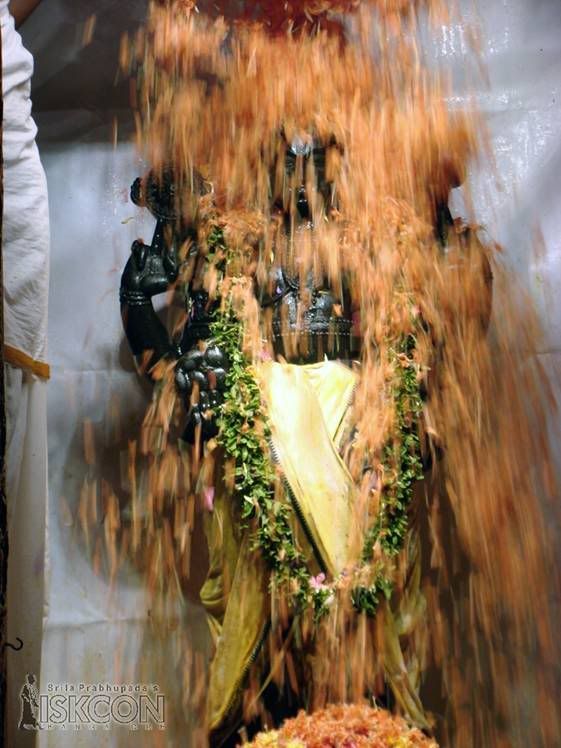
289, 134, 313, 219
290, 134, 312, 158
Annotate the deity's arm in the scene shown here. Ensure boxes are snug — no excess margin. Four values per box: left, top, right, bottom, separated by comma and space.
120, 170, 230, 445
120, 226, 181, 378
120, 170, 202, 379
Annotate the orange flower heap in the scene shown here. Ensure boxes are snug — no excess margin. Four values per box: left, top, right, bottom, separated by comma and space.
247, 704, 439, 747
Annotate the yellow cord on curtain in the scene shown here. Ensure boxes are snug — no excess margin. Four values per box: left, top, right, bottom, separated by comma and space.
4, 344, 50, 379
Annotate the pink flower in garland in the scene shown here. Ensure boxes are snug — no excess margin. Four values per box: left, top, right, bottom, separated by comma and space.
310, 573, 326, 591
203, 486, 215, 512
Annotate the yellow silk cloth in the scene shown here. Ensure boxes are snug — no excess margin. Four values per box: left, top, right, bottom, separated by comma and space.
200, 360, 428, 736
261, 360, 358, 576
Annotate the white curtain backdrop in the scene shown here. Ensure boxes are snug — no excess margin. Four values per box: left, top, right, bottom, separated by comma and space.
5, 0, 560, 745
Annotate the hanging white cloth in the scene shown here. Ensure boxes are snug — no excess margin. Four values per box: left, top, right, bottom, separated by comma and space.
1, 0, 49, 374
1, 1, 50, 745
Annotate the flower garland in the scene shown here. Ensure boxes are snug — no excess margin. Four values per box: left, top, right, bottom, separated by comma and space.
210, 308, 424, 620
353, 334, 425, 616
206, 226, 424, 619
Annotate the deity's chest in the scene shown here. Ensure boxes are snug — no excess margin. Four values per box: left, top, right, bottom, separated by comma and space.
265, 267, 356, 364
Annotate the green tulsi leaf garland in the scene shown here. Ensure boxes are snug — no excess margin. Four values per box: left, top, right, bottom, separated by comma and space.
354, 334, 425, 614
210, 308, 333, 619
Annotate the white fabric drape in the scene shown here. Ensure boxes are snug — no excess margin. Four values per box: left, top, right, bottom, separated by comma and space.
2, 2, 50, 746
1, 0, 49, 367
4, 369, 47, 748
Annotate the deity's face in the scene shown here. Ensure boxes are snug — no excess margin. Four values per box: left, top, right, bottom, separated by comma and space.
277, 131, 340, 227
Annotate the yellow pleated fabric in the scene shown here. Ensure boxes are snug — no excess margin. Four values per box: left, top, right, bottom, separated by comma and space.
382, 527, 430, 730
206, 532, 270, 733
